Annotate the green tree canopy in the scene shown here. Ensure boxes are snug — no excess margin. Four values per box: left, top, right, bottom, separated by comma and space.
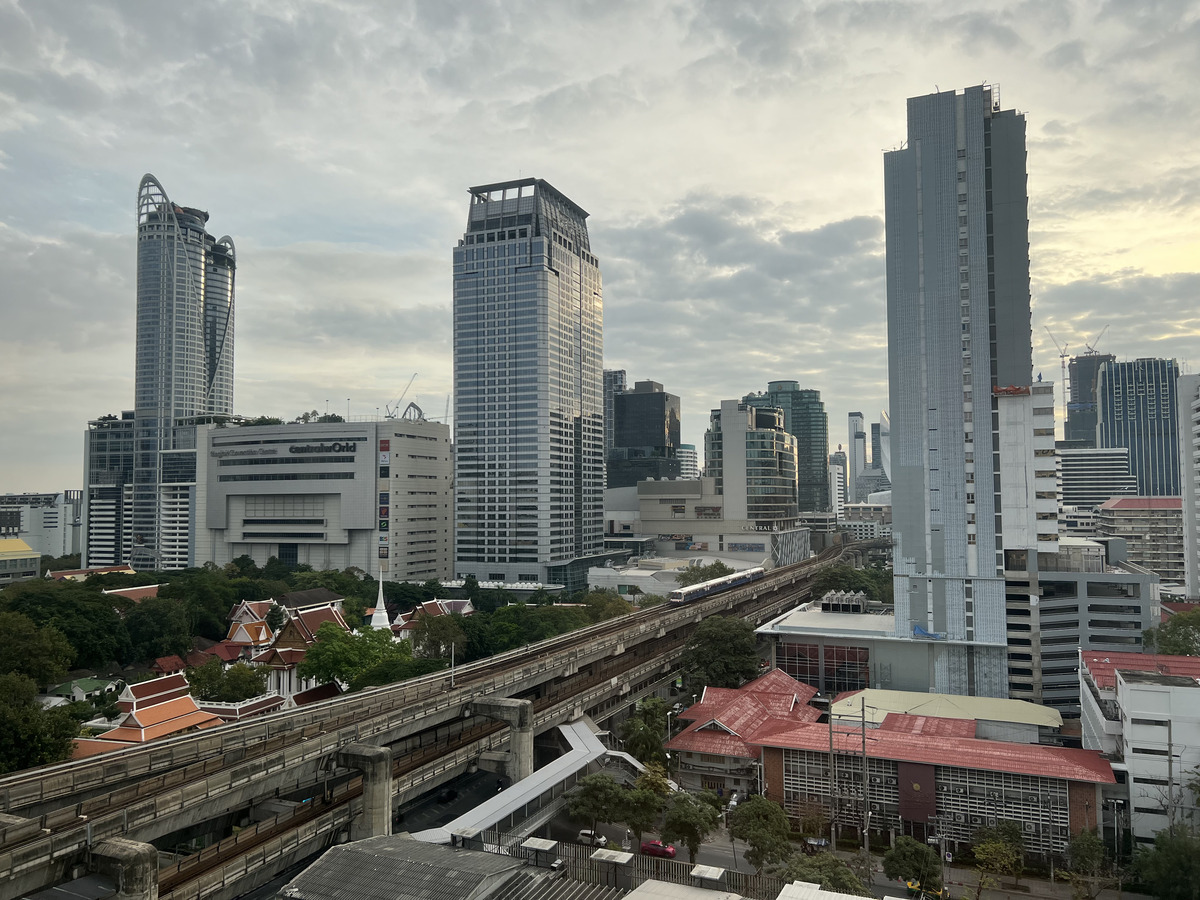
1135, 827, 1200, 900
124, 597, 192, 662
567, 773, 625, 835
411, 611, 467, 659
774, 853, 872, 896
623, 788, 666, 842
811, 564, 893, 605
1064, 829, 1116, 900
621, 697, 670, 767
0, 611, 74, 686
1145, 608, 1200, 655
583, 590, 634, 623
681, 615, 760, 689
0, 674, 78, 774
186, 657, 268, 702
2, 579, 131, 668
298, 621, 414, 688
675, 561, 736, 588
883, 835, 943, 891
729, 795, 793, 872
662, 791, 720, 862
975, 839, 1023, 888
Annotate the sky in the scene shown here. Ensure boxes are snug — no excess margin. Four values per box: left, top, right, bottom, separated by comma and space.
2, 0, 1199, 494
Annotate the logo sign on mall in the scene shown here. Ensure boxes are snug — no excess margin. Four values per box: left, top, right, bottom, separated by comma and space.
288, 442, 357, 454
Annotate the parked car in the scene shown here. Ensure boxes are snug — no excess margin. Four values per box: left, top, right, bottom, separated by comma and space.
640, 839, 676, 858
577, 829, 608, 847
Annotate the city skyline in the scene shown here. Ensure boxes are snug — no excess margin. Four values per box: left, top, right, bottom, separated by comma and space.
3, 2, 1199, 493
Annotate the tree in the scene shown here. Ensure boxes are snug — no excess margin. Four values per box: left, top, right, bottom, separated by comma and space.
662, 791, 720, 862
974, 819, 1024, 887
675, 561, 735, 588
125, 597, 192, 662
225, 554, 261, 578
883, 835, 943, 891
1134, 827, 1200, 900
40, 553, 80, 574
0, 674, 78, 774
568, 773, 625, 835
621, 697, 669, 766
2, 579, 131, 667
635, 762, 672, 797
265, 603, 286, 633
187, 658, 268, 703
411, 611, 466, 659
0, 611, 74, 686
583, 590, 634, 623
1144, 608, 1200, 655
623, 788, 666, 842
729, 795, 793, 872
775, 853, 872, 896
1064, 829, 1117, 900
681, 615, 760, 689
298, 621, 413, 688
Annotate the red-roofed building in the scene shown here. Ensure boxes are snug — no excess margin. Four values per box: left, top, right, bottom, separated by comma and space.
252, 602, 350, 703
102, 584, 161, 603
667, 670, 1114, 857
73, 673, 222, 758
1080, 650, 1200, 843
1097, 496, 1184, 582
392, 598, 475, 649
48, 564, 135, 581
152, 655, 187, 675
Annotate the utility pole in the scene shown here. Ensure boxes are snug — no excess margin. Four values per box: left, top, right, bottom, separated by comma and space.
829, 709, 837, 850
862, 696, 870, 851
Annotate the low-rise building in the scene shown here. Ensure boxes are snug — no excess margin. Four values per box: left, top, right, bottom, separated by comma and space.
1079, 651, 1200, 845
0, 491, 82, 558
0, 538, 40, 585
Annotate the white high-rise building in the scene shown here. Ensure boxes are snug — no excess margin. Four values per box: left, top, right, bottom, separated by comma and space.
452, 179, 607, 591
847, 412, 866, 502
885, 85, 1055, 697
1179, 374, 1200, 596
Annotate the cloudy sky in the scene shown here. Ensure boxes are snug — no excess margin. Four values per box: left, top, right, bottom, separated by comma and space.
2, 0, 1198, 494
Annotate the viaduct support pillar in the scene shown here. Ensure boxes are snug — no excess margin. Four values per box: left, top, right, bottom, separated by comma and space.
337, 743, 393, 841
466, 697, 534, 783
91, 838, 158, 900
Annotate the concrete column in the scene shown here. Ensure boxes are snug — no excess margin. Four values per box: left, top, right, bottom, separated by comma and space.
91, 838, 158, 900
466, 697, 534, 783
337, 743, 393, 841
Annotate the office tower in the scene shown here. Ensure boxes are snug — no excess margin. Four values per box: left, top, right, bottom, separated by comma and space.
608, 380, 681, 488
1066, 353, 1115, 447
603, 369, 627, 457
453, 178, 606, 590
1058, 447, 1138, 509
744, 382, 830, 512
829, 447, 848, 512
847, 412, 866, 501
828, 460, 846, 519
704, 400, 799, 523
885, 85, 1055, 697
82, 412, 136, 566
677, 444, 699, 479
126, 174, 235, 568
1096, 358, 1181, 497
1178, 375, 1200, 596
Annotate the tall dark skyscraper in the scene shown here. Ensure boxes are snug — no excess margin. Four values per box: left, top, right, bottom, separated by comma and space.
886, 86, 1054, 697
452, 178, 606, 590
1096, 358, 1181, 496
1066, 352, 1116, 446
744, 382, 829, 511
608, 380, 681, 488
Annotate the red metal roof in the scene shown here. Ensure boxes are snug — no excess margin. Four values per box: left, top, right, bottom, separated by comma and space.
751, 722, 1114, 784
878, 713, 976, 738
294, 683, 343, 705
1098, 497, 1181, 510
1081, 651, 1200, 690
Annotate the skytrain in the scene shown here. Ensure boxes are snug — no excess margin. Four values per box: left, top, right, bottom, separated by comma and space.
667, 566, 766, 605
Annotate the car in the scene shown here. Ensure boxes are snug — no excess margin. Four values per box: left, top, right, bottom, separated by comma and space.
640, 839, 676, 858
577, 829, 608, 847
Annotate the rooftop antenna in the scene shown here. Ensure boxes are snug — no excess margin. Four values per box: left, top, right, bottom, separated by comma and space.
1044, 327, 1069, 423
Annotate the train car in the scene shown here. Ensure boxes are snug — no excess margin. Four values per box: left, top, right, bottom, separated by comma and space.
668, 566, 765, 605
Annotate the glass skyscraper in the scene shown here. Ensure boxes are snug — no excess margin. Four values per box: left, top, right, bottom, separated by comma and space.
743, 382, 829, 512
129, 174, 235, 567
452, 178, 606, 590
1096, 358, 1181, 496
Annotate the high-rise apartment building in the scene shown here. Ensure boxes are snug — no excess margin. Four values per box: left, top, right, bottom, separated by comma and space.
846, 412, 866, 501
453, 178, 607, 590
705, 400, 799, 524
608, 380, 681, 488
1058, 446, 1138, 510
744, 382, 829, 512
1178, 374, 1200, 596
677, 444, 699, 480
885, 85, 1055, 697
1096, 358, 1181, 497
1066, 352, 1115, 447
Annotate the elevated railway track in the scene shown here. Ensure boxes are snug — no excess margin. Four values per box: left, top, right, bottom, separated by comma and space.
0, 542, 857, 900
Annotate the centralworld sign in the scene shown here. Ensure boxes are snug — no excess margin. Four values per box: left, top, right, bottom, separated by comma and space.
288, 442, 357, 454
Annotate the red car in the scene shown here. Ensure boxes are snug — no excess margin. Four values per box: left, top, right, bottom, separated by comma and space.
640, 839, 676, 859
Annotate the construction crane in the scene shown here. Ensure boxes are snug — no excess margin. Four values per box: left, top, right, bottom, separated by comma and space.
384, 373, 418, 418
1084, 325, 1109, 355
1044, 326, 1069, 423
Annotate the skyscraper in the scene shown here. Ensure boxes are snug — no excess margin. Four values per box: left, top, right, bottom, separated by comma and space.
603, 369, 627, 458
1096, 358, 1181, 497
83, 175, 235, 569
885, 85, 1055, 697
1065, 352, 1115, 446
744, 382, 829, 512
846, 412, 866, 501
608, 380, 681, 488
453, 178, 606, 590
705, 400, 798, 524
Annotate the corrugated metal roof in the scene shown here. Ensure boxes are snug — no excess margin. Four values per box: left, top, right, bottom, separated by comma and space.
877, 713, 976, 738
830, 688, 1062, 728
1082, 651, 1200, 690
